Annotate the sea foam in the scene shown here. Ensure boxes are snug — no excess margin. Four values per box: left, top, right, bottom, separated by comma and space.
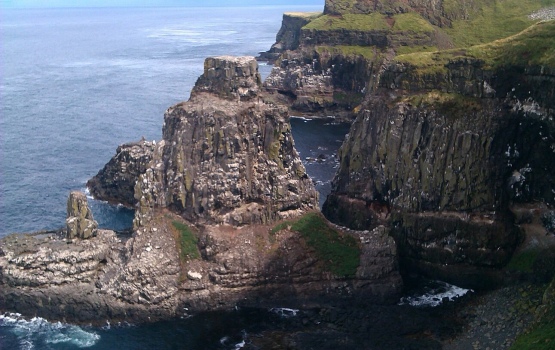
398, 280, 472, 307
0, 313, 100, 348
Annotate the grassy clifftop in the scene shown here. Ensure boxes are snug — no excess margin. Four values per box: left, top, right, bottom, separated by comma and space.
396, 20, 555, 70
304, 12, 435, 33
444, 0, 555, 47
304, 0, 555, 54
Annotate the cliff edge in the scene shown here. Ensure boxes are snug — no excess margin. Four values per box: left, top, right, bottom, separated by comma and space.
0, 56, 402, 324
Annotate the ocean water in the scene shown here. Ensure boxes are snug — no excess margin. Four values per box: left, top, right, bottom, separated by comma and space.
0, 5, 352, 349
0, 5, 324, 237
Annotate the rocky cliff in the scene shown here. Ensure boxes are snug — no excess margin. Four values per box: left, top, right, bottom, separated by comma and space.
87, 139, 156, 207
134, 56, 318, 227
0, 56, 402, 324
323, 20, 555, 287
260, 0, 553, 118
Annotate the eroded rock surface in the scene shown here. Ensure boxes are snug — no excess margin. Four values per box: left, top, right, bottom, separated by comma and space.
134, 56, 319, 227
323, 39, 555, 287
87, 139, 156, 207
66, 191, 98, 239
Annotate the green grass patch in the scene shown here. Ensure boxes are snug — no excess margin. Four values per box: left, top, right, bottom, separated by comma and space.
172, 221, 200, 261
291, 212, 360, 277
465, 20, 555, 68
511, 321, 555, 350
316, 45, 381, 59
333, 91, 364, 105
303, 12, 435, 33
395, 21, 555, 74
284, 11, 322, 20
395, 45, 438, 56
303, 13, 390, 31
391, 12, 435, 33
507, 250, 539, 273
445, 0, 555, 48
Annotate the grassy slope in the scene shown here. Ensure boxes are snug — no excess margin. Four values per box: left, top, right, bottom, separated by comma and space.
396, 20, 555, 70
445, 0, 555, 47
271, 213, 361, 277
300, 0, 555, 61
303, 12, 434, 33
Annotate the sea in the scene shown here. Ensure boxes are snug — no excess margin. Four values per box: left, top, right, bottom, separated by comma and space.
0, 6, 470, 349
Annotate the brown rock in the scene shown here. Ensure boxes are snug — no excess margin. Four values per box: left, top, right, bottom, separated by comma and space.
66, 191, 98, 240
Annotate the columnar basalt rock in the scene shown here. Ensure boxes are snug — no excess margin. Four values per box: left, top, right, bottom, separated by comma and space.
66, 191, 98, 239
134, 56, 319, 227
191, 56, 261, 101
323, 34, 555, 287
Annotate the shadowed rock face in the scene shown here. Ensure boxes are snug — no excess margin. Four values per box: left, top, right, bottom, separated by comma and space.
87, 140, 156, 207
323, 59, 555, 288
66, 191, 98, 239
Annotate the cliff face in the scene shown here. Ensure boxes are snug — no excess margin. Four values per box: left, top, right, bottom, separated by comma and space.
134, 56, 318, 227
261, 0, 552, 118
323, 21, 555, 287
87, 140, 156, 207
258, 12, 321, 62
0, 56, 402, 323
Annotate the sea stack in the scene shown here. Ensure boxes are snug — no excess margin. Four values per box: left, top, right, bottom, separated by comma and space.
134, 55, 319, 227
66, 191, 98, 240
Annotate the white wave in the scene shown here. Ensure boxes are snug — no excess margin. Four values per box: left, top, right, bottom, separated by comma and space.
0, 313, 100, 348
83, 187, 93, 200
398, 280, 472, 307
269, 307, 299, 318
290, 116, 311, 122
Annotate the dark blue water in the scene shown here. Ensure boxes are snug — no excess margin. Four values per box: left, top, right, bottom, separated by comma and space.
0, 308, 302, 350
0, 5, 327, 237
0, 5, 358, 349
290, 117, 350, 208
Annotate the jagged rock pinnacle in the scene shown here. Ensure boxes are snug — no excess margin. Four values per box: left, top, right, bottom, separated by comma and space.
66, 191, 98, 239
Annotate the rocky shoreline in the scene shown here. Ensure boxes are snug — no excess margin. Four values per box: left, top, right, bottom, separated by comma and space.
2, 1, 555, 348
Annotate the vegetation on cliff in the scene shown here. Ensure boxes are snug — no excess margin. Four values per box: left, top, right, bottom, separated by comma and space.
172, 221, 200, 261
299, 0, 555, 59
272, 213, 361, 277
396, 20, 555, 71
444, 0, 555, 47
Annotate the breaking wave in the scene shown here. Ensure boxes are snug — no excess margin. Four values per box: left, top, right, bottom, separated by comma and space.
0, 313, 100, 349
398, 280, 473, 307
